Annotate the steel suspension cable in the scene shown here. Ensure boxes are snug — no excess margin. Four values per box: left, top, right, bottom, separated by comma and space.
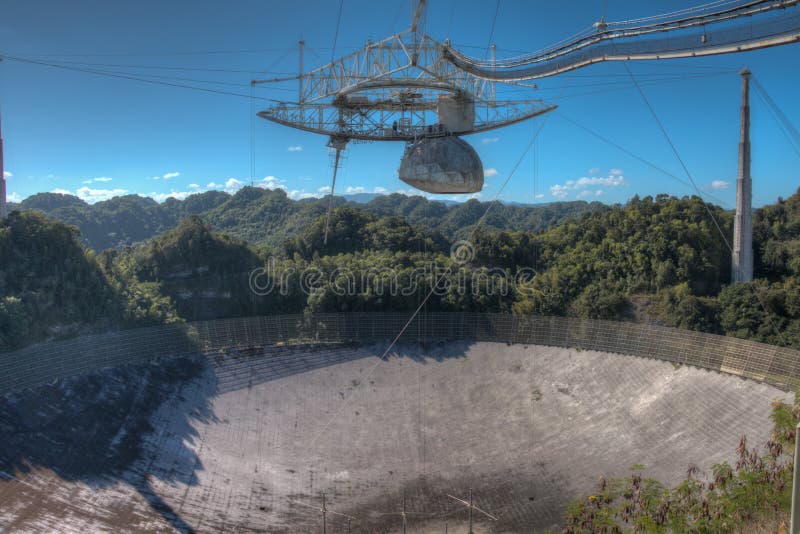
556, 111, 732, 209
485, 0, 501, 57
619, 60, 734, 251
330, 0, 345, 64
0, 54, 288, 103
751, 76, 800, 159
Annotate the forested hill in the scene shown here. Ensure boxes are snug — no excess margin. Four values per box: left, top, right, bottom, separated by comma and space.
3, 188, 800, 352
12, 189, 604, 251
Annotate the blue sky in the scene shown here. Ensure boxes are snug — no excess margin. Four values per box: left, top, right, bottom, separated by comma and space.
1, 0, 798, 208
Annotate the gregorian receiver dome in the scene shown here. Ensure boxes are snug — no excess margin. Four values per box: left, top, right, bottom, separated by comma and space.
398, 136, 484, 194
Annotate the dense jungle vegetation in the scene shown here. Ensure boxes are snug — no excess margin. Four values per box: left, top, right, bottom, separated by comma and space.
2, 188, 799, 352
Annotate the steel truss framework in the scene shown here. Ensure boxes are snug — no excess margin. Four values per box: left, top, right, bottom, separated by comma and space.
254, 29, 555, 142
443, 0, 800, 81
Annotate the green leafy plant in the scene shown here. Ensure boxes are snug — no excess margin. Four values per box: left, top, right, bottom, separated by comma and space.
562, 392, 800, 532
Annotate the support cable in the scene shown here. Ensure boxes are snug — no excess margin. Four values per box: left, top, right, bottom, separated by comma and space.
320, 0, 346, 246
751, 76, 800, 159
330, 0, 345, 64
250, 82, 256, 186
556, 111, 732, 208
0, 54, 287, 103
601, 0, 610, 20
619, 59, 733, 251
12, 57, 292, 74
447, 0, 457, 38
485, 0, 501, 57
9, 46, 296, 58
323, 148, 342, 245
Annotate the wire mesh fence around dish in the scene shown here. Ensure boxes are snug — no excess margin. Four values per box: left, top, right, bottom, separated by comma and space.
1, 312, 798, 395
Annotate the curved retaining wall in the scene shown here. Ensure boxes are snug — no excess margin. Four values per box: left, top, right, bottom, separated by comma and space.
1, 312, 798, 395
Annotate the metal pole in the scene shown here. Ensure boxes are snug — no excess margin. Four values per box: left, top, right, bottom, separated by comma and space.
324, 147, 342, 245
469, 489, 473, 534
322, 493, 327, 534
298, 40, 305, 118
402, 491, 407, 534
792, 421, 800, 534
490, 44, 497, 102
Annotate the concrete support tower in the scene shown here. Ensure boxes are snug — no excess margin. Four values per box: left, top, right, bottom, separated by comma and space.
732, 68, 753, 282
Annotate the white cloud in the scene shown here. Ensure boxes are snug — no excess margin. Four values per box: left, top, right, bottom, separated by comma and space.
287, 189, 325, 200
3, 171, 12, 178
287, 146, 304, 152
204, 177, 247, 193
340, 185, 396, 196
588, 167, 599, 175
534, 193, 545, 199
53, 187, 129, 204
163, 172, 180, 180
148, 190, 193, 202
484, 168, 498, 178
450, 192, 482, 202
8, 192, 21, 202
188, 183, 200, 189
549, 172, 626, 199
711, 180, 730, 190
257, 175, 289, 193
481, 137, 499, 145
395, 188, 424, 197
574, 175, 625, 188
84, 176, 113, 184
152, 176, 161, 180
318, 185, 332, 194
76, 187, 128, 203
609, 168, 624, 176
549, 184, 569, 198
224, 177, 244, 192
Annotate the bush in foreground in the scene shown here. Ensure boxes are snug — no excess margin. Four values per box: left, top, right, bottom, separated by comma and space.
561, 393, 799, 532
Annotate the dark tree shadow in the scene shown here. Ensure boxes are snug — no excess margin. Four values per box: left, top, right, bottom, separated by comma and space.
0, 353, 217, 533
